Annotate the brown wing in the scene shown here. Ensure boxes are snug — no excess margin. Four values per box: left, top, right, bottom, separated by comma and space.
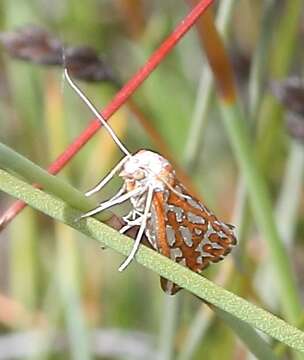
170, 181, 236, 264
145, 191, 181, 294
145, 181, 236, 295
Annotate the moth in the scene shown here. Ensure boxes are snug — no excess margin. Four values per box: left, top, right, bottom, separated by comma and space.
65, 69, 237, 294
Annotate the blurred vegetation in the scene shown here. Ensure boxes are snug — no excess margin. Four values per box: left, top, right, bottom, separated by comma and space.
0, 0, 303, 359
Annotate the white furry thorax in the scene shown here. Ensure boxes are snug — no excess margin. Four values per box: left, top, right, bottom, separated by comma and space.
119, 150, 175, 192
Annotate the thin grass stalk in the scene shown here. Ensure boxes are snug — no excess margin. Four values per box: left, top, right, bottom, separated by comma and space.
248, 0, 276, 114
193, 0, 303, 326
31, 273, 69, 360
275, 141, 304, 246
177, 306, 214, 360
56, 224, 92, 360
10, 210, 38, 312
229, 0, 279, 327
275, 315, 304, 357
236, 0, 278, 272
221, 6, 303, 357
177, 262, 233, 360
183, 67, 213, 169
184, 0, 236, 168
257, 0, 302, 171
158, 296, 180, 360
254, 141, 304, 354
1, 169, 304, 352
214, 307, 278, 360
219, 102, 302, 324
44, 72, 69, 166
0, 142, 110, 222
245, 5, 304, 356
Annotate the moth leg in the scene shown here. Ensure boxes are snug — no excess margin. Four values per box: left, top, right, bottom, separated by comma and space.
123, 210, 137, 222
76, 187, 143, 220
118, 186, 154, 272
119, 209, 145, 233
85, 157, 129, 197
122, 209, 143, 223
119, 218, 143, 234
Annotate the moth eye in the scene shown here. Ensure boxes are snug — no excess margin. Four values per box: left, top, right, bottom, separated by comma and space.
134, 170, 146, 180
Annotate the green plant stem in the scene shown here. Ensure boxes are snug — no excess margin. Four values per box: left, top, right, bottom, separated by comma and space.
0, 142, 110, 221
219, 102, 302, 324
270, 0, 302, 78
1, 169, 304, 353
257, 0, 302, 170
56, 225, 92, 360
248, 0, 276, 114
180, 2, 279, 357
10, 210, 39, 310
214, 307, 278, 360
177, 306, 213, 360
255, 141, 304, 347
158, 296, 180, 360
275, 315, 304, 357
275, 141, 304, 246
183, 67, 213, 169
184, 0, 236, 168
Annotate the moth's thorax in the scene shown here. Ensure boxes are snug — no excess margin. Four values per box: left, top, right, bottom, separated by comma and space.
120, 150, 175, 192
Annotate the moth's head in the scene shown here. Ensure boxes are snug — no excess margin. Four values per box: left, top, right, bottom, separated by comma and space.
119, 150, 174, 190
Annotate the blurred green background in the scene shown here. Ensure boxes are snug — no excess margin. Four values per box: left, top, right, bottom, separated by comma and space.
0, 0, 303, 359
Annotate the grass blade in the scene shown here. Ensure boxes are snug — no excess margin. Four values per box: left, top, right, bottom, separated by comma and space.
0, 168, 304, 353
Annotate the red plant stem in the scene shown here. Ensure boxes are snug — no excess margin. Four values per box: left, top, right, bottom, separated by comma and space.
0, 0, 214, 228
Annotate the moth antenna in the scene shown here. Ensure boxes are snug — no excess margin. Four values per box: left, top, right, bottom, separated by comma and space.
64, 68, 131, 158
159, 176, 190, 200
61, 46, 67, 94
